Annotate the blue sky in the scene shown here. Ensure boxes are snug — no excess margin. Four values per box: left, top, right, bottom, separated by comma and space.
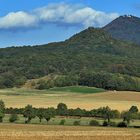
0, 0, 140, 48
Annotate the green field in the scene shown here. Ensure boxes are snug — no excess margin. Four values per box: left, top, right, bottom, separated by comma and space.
0, 86, 105, 95
2, 114, 140, 127
48, 86, 105, 93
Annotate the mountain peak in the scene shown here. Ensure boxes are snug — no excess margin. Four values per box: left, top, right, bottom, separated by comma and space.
117, 15, 140, 21
121, 15, 134, 18
103, 15, 140, 44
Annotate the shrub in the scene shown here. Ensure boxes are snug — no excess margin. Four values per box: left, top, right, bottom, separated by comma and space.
73, 120, 81, 126
0, 117, 3, 123
89, 120, 100, 126
9, 114, 18, 123
109, 121, 117, 127
59, 119, 66, 125
102, 121, 108, 126
102, 121, 117, 127
117, 122, 127, 127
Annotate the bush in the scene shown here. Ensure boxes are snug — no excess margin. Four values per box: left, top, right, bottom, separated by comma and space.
59, 119, 66, 125
117, 122, 127, 127
9, 114, 18, 123
102, 121, 108, 126
102, 121, 117, 127
0, 117, 3, 123
89, 120, 100, 126
73, 120, 81, 126
109, 121, 117, 127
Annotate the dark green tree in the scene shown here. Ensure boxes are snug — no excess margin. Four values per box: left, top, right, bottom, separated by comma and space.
121, 111, 132, 125
36, 108, 45, 123
73, 108, 84, 118
99, 106, 113, 123
44, 108, 55, 124
23, 105, 35, 123
57, 103, 68, 116
129, 106, 139, 113
0, 100, 5, 122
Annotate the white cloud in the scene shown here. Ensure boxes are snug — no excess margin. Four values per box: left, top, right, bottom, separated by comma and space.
0, 3, 119, 30
0, 11, 37, 29
36, 3, 119, 27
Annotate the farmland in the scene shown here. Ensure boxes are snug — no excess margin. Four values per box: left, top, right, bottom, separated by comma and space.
0, 86, 139, 140
0, 86, 139, 111
0, 124, 140, 140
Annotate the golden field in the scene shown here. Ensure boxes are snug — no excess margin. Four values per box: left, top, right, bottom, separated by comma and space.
0, 124, 139, 140
0, 87, 140, 140
0, 88, 140, 111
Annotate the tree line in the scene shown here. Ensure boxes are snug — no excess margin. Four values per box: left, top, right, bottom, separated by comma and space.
31, 72, 140, 91
0, 100, 139, 127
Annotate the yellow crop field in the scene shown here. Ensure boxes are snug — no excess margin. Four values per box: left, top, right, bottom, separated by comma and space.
0, 88, 140, 111
0, 124, 139, 140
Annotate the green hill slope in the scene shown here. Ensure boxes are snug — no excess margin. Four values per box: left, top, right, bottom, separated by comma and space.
0, 27, 140, 91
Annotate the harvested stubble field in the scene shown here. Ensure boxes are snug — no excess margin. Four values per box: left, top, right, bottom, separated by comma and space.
0, 124, 140, 140
0, 87, 140, 111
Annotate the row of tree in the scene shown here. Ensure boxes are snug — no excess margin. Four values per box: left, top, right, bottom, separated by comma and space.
3, 102, 140, 126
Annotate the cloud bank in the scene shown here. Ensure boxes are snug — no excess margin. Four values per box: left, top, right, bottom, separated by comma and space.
0, 3, 119, 31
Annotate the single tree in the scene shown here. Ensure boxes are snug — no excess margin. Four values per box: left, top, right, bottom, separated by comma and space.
101, 106, 113, 123
23, 105, 35, 123
57, 103, 68, 116
0, 100, 5, 122
121, 111, 132, 125
129, 106, 139, 114
44, 108, 55, 124
37, 108, 44, 123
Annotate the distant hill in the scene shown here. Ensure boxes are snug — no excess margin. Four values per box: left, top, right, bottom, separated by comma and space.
103, 15, 140, 45
0, 27, 140, 91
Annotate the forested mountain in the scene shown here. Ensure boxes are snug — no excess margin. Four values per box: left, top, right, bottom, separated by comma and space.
0, 27, 140, 91
103, 15, 140, 45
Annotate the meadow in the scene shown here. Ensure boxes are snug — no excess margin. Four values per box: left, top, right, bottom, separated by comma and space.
0, 86, 140, 111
